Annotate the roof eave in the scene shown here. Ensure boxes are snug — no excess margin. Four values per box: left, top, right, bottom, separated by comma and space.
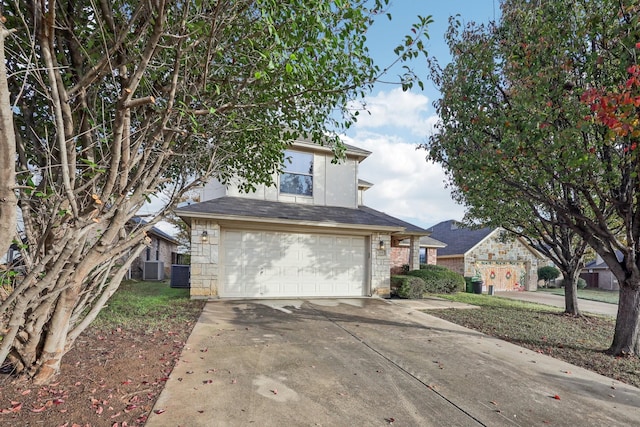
176, 211, 406, 233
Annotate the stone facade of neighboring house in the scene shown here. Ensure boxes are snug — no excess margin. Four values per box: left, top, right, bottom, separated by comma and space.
428, 220, 544, 291
176, 138, 428, 299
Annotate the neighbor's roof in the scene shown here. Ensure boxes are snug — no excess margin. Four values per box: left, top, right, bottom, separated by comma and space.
397, 235, 447, 248
426, 220, 494, 256
419, 235, 447, 248
583, 250, 623, 270
131, 217, 179, 244
175, 197, 428, 234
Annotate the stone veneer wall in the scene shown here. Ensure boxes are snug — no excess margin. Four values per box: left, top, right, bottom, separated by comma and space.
409, 237, 420, 270
371, 233, 391, 297
189, 220, 220, 298
465, 233, 539, 290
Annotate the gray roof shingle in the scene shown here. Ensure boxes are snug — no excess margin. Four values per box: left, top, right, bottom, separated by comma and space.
176, 197, 427, 234
427, 220, 494, 256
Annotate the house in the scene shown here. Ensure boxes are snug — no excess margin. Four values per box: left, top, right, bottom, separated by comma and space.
581, 252, 621, 290
129, 218, 181, 281
390, 235, 447, 275
175, 138, 428, 299
427, 220, 543, 291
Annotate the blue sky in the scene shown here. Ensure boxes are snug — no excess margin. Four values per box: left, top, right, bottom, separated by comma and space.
341, 0, 499, 229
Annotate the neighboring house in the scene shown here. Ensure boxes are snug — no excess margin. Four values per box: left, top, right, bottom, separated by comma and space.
581, 252, 622, 290
129, 218, 180, 281
175, 138, 428, 299
427, 220, 543, 291
390, 235, 447, 275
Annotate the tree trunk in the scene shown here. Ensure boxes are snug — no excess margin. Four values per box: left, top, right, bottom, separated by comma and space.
608, 283, 640, 356
561, 270, 580, 316
32, 287, 79, 384
0, 26, 17, 259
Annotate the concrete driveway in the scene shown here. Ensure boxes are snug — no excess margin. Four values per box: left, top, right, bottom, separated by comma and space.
147, 298, 640, 427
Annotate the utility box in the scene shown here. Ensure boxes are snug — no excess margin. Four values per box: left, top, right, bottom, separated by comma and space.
170, 265, 190, 288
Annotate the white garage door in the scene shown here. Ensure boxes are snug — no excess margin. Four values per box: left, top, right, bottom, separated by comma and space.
221, 230, 366, 298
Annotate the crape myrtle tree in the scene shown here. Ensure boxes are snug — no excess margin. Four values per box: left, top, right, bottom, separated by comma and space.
427, 0, 640, 355
0, 0, 431, 383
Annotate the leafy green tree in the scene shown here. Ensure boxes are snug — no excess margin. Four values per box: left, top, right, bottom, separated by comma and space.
537, 266, 561, 287
427, 0, 640, 355
0, 0, 431, 383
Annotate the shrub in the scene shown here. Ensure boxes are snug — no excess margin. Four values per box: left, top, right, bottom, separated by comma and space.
537, 266, 560, 287
577, 278, 587, 289
406, 265, 465, 294
391, 275, 427, 299
558, 277, 588, 289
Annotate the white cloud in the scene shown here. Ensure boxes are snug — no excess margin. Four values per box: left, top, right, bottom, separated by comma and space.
342, 88, 465, 229
349, 88, 435, 136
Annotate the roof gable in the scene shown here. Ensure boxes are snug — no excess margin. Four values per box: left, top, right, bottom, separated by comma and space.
427, 220, 495, 256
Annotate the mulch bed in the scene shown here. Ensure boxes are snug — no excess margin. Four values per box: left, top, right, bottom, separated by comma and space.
0, 321, 199, 426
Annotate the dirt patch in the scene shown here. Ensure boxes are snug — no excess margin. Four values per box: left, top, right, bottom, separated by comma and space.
0, 318, 201, 426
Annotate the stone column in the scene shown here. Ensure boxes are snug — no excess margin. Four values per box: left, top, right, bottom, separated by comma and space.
189, 220, 220, 299
370, 233, 391, 297
408, 236, 420, 270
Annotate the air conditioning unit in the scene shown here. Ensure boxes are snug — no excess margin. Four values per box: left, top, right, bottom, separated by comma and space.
143, 261, 164, 281
170, 265, 191, 288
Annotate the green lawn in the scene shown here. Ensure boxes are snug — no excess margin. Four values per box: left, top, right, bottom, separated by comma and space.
430, 293, 638, 387
538, 287, 619, 304
93, 280, 204, 330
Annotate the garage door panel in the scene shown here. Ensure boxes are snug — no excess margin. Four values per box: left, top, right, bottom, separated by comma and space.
221, 230, 366, 298
476, 261, 526, 291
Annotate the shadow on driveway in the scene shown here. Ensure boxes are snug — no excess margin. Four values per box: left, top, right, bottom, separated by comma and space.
147, 298, 640, 427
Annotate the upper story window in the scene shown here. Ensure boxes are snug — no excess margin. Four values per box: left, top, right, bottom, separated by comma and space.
280, 150, 313, 196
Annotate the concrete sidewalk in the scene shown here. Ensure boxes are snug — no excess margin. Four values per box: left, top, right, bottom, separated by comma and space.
147, 298, 639, 427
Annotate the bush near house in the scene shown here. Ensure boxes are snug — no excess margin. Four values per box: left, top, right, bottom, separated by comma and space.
406, 265, 466, 295
559, 277, 588, 289
538, 266, 561, 287
391, 275, 427, 299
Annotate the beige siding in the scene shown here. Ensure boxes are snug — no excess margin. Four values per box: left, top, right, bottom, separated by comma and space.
324, 157, 357, 208
198, 151, 358, 209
